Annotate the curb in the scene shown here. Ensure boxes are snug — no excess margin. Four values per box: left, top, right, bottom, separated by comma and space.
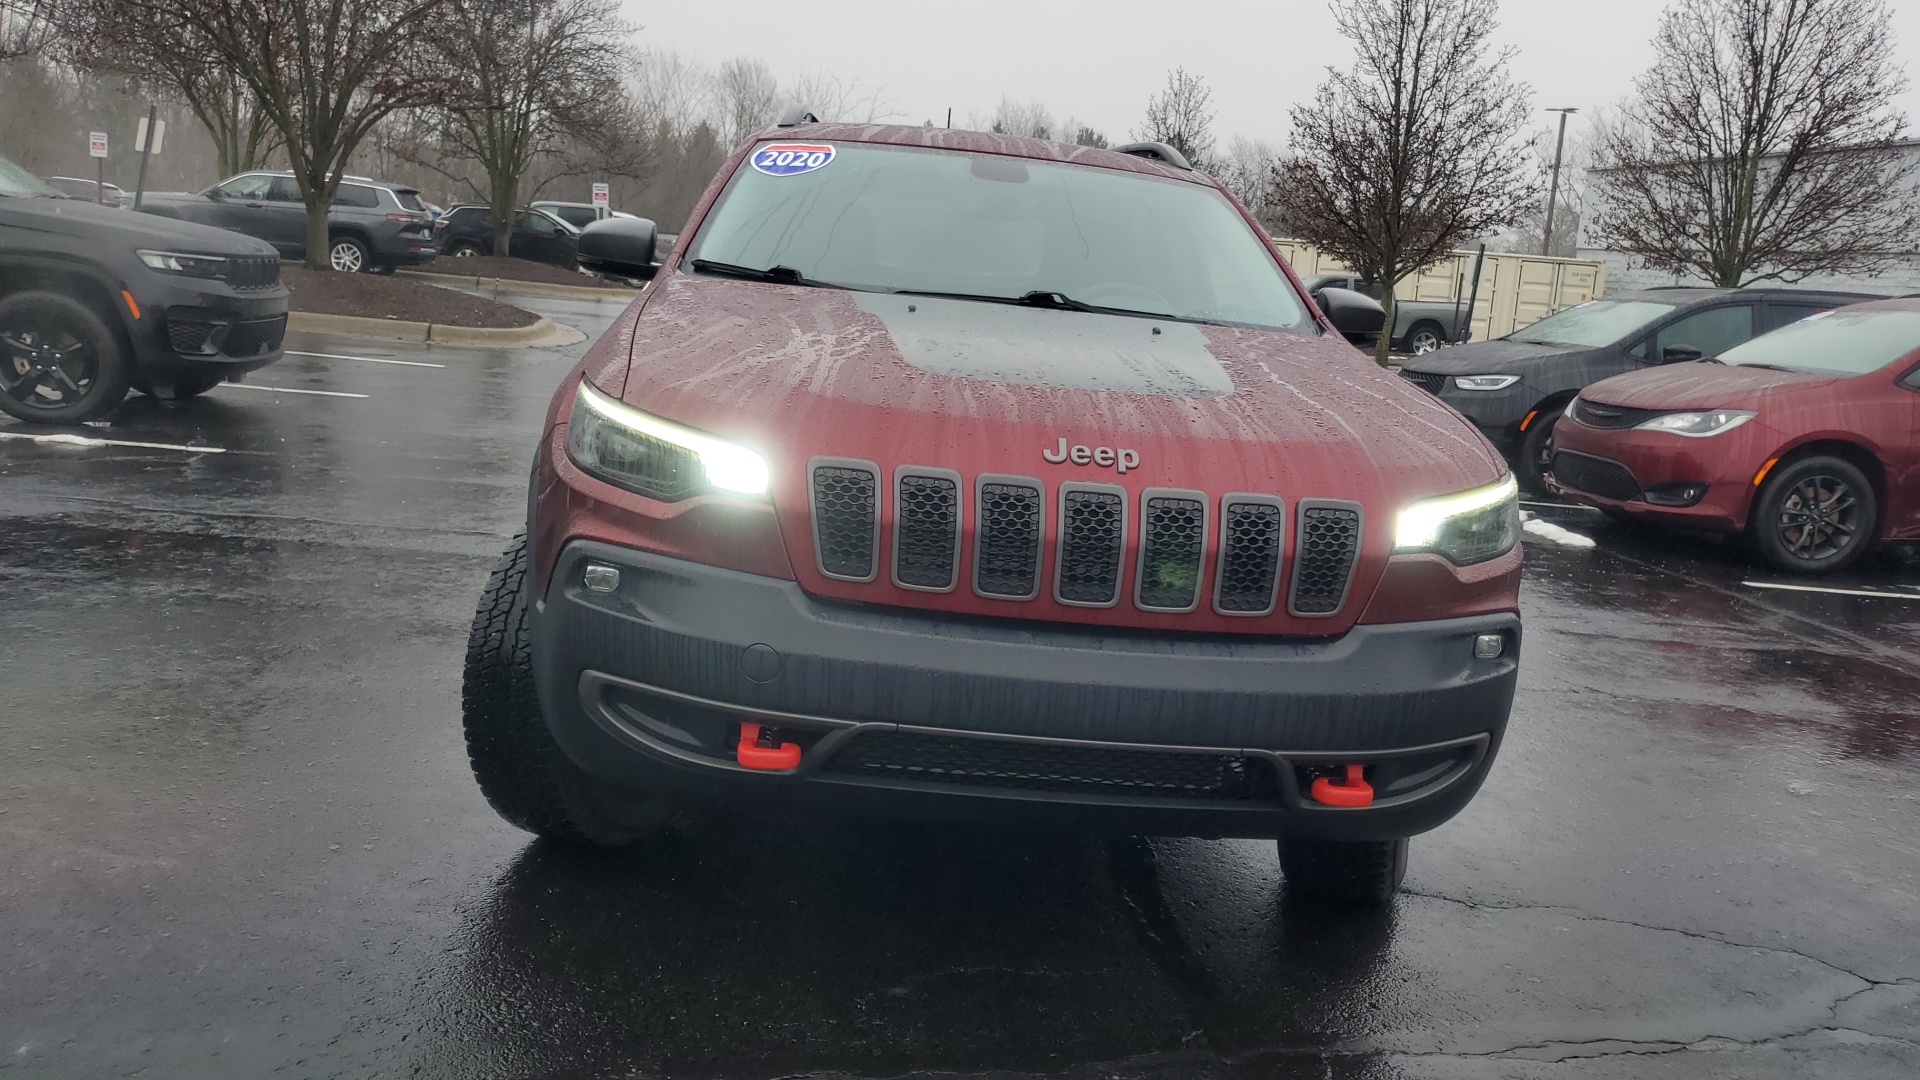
286, 311, 582, 346
397, 269, 638, 300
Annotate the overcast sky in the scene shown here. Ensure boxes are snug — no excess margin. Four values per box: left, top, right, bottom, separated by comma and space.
627, 0, 1920, 150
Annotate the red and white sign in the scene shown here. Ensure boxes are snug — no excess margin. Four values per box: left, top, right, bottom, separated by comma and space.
88, 131, 109, 158
591, 182, 609, 208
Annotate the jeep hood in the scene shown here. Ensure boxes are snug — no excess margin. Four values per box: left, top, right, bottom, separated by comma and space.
590, 272, 1511, 633
4, 195, 276, 256
1582, 361, 1840, 410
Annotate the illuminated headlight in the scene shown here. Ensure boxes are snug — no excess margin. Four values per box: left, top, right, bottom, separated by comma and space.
1635, 409, 1755, 437
1394, 475, 1520, 565
1451, 374, 1520, 391
137, 250, 230, 278
565, 380, 769, 500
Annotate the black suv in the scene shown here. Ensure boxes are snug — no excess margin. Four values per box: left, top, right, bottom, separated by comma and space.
0, 154, 289, 423
136, 172, 436, 274
1398, 286, 1880, 490
434, 204, 580, 268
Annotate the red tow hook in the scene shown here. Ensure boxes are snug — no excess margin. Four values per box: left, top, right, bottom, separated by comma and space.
1310, 764, 1375, 808
735, 722, 801, 771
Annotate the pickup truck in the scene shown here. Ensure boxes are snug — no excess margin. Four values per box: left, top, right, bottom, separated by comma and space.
1301, 273, 1472, 355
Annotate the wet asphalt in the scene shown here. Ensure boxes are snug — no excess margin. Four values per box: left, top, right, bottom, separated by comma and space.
2, 291, 1918, 1079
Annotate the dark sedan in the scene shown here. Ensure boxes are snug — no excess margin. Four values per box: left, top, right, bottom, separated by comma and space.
434, 205, 580, 268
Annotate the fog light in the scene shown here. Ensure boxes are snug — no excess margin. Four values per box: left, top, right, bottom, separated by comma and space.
583, 563, 620, 593
1473, 633, 1505, 660
1644, 481, 1709, 507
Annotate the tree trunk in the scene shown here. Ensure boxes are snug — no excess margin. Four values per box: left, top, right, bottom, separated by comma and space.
491, 173, 520, 259
1373, 291, 1396, 367
304, 196, 331, 270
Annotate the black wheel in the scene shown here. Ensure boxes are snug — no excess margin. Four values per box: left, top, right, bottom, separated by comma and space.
0, 290, 132, 424
1278, 836, 1409, 907
449, 242, 483, 258
1406, 321, 1446, 355
462, 532, 674, 845
368, 262, 397, 276
328, 235, 371, 273
1751, 455, 1878, 575
1517, 406, 1562, 496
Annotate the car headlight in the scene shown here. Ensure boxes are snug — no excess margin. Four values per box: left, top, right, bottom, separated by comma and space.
1451, 374, 1520, 391
137, 250, 230, 279
1635, 409, 1755, 437
1394, 475, 1520, 565
565, 380, 769, 500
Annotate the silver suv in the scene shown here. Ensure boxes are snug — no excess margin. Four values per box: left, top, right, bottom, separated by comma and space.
135, 173, 436, 273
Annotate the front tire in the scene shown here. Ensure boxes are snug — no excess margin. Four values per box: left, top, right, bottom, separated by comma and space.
0, 290, 132, 424
1751, 455, 1878, 575
1279, 836, 1409, 907
462, 532, 674, 845
328, 235, 371, 273
1406, 321, 1446, 355
1517, 407, 1561, 496
449, 242, 483, 258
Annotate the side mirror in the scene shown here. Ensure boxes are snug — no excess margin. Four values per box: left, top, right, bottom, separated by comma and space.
1312, 286, 1387, 347
1662, 343, 1704, 364
576, 216, 660, 281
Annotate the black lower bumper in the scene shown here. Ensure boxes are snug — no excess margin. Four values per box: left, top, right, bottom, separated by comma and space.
126, 277, 289, 383
531, 541, 1521, 840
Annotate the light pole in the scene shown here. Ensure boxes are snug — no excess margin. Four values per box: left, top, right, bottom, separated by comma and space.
1542, 107, 1579, 257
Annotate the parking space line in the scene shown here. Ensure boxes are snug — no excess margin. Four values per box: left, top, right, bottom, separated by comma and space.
0, 431, 226, 453
1743, 580, 1920, 601
216, 383, 369, 399
286, 350, 445, 369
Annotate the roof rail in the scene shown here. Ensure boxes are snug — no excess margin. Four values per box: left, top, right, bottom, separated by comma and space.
777, 103, 819, 128
1111, 141, 1192, 170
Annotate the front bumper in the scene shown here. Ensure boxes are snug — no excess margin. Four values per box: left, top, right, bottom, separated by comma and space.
531, 540, 1521, 841
1398, 371, 1537, 459
124, 270, 289, 381
1551, 420, 1770, 532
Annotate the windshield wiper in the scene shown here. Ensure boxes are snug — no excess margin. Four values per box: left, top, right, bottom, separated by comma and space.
890, 287, 1183, 322
688, 259, 834, 288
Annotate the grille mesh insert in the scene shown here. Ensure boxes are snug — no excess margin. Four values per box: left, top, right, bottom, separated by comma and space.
221, 315, 286, 357
894, 472, 959, 589
1057, 488, 1125, 605
975, 480, 1043, 598
823, 730, 1280, 801
1291, 503, 1361, 615
1400, 370, 1446, 394
1216, 499, 1284, 613
812, 464, 878, 579
1552, 451, 1642, 501
1137, 494, 1206, 610
1569, 398, 1667, 430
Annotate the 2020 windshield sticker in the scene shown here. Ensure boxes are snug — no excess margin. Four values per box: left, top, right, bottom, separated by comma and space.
752, 143, 835, 176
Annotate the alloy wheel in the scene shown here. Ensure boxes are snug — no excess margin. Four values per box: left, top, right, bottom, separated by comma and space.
0, 320, 96, 416
1774, 474, 1861, 563
1411, 330, 1442, 354
329, 241, 366, 273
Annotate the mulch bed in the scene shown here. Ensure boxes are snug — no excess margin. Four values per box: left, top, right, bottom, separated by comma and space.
427, 255, 638, 291
281, 265, 540, 329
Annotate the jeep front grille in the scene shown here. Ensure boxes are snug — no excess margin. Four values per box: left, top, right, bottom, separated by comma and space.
1054, 484, 1126, 606
1135, 490, 1207, 612
893, 469, 960, 591
809, 459, 879, 581
974, 476, 1044, 599
1215, 495, 1285, 615
1289, 501, 1363, 617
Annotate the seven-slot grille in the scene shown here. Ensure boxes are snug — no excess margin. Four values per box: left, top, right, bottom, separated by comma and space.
221, 255, 281, 291
805, 462, 1366, 618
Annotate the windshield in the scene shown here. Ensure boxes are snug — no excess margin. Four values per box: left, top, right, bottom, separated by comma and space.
686, 142, 1310, 330
1508, 299, 1677, 347
1719, 308, 1920, 375
0, 154, 60, 197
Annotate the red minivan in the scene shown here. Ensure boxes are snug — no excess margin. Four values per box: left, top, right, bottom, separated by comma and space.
460, 118, 1523, 905
1553, 298, 1920, 574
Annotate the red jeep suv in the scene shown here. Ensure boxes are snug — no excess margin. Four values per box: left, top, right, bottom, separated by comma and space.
462, 119, 1523, 904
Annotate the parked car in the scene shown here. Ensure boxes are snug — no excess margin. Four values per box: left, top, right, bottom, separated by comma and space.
135, 172, 436, 274
0, 153, 289, 423
1398, 286, 1880, 492
434, 204, 581, 268
1552, 299, 1920, 574
530, 200, 640, 230
42, 176, 127, 208
1301, 273, 1471, 354
457, 120, 1518, 908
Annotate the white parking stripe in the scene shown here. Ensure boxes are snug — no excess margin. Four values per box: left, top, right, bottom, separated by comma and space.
215, 383, 369, 399
0, 431, 226, 453
285, 350, 444, 369
1743, 580, 1920, 601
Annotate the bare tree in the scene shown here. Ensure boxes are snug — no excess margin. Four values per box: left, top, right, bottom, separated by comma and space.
1216, 135, 1283, 228
1589, 0, 1920, 287
1, 0, 56, 59
74, 0, 456, 269
1069, 123, 1108, 149
713, 57, 779, 145
1273, 0, 1538, 363
1136, 66, 1216, 169
990, 98, 1054, 140
785, 68, 895, 124
429, 0, 639, 256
